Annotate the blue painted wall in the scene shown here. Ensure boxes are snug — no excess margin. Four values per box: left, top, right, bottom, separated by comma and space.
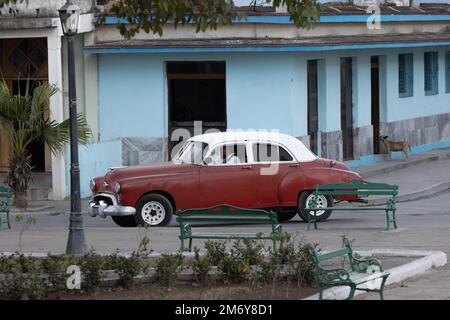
226, 53, 307, 136
98, 53, 310, 139
99, 55, 166, 140
385, 47, 450, 123
66, 139, 123, 198
96, 47, 450, 145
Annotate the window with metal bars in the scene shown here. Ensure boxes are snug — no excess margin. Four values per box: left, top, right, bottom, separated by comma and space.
398, 53, 413, 98
424, 51, 438, 96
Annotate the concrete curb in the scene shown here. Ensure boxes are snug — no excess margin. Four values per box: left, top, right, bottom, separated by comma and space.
303, 248, 447, 300
357, 155, 440, 179
11, 206, 54, 213
367, 181, 450, 206
0, 251, 196, 258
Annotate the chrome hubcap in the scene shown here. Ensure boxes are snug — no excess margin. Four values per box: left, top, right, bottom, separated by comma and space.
306, 194, 327, 217
141, 201, 165, 225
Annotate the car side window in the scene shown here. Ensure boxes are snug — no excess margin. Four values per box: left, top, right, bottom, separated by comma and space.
207, 143, 248, 165
252, 143, 293, 162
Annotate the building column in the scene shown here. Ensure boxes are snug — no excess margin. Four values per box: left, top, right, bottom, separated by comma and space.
292, 57, 309, 147
384, 53, 398, 124
47, 30, 66, 200
320, 55, 343, 161
83, 32, 99, 143
352, 55, 373, 159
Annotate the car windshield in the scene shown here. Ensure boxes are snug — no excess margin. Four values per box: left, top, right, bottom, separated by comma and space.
173, 141, 209, 165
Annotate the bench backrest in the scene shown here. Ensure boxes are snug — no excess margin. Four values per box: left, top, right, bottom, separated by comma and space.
309, 237, 354, 267
176, 204, 278, 224
0, 186, 13, 212
314, 180, 398, 197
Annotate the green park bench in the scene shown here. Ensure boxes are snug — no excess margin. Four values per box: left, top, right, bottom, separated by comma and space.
305, 180, 399, 231
0, 186, 13, 229
309, 237, 390, 300
176, 204, 283, 252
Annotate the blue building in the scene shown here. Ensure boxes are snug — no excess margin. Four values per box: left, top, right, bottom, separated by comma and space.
70, 1, 450, 197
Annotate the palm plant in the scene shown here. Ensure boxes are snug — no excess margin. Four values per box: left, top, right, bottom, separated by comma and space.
0, 81, 91, 208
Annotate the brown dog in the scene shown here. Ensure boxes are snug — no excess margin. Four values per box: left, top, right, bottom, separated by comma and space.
380, 136, 411, 159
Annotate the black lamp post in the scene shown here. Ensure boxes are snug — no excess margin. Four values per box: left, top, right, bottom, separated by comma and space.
59, 1, 87, 255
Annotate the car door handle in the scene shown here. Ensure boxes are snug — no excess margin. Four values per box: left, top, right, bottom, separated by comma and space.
241, 165, 253, 170
289, 163, 299, 168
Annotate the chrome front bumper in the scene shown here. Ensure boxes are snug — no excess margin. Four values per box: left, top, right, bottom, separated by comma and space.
88, 200, 136, 218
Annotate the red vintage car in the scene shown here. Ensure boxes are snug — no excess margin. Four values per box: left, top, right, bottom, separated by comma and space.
89, 131, 362, 227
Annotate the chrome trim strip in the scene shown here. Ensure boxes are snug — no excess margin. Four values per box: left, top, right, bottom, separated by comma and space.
88, 200, 136, 218
92, 193, 118, 206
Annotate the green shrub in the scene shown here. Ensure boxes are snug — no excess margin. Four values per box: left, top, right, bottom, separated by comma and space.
190, 247, 211, 286
154, 253, 184, 286
79, 249, 104, 294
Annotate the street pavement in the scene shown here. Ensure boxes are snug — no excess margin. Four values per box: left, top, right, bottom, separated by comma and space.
2, 147, 450, 299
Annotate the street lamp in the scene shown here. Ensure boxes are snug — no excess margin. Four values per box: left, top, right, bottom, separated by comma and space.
59, 1, 87, 255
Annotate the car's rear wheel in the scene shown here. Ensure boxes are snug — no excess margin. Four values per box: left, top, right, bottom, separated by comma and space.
298, 191, 333, 222
277, 210, 298, 222
135, 193, 174, 227
112, 215, 138, 227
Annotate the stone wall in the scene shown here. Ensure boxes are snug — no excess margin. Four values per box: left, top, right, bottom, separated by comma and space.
316, 112, 450, 161
321, 130, 343, 161
118, 112, 450, 166
353, 125, 374, 159
380, 112, 450, 151
121, 137, 166, 166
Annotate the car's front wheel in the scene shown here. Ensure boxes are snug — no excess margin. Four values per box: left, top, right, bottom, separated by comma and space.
135, 193, 174, 226
112, 215, 138, 227
297, 191, 333, 222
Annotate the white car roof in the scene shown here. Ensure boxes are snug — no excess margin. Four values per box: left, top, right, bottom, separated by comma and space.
189, 131, 318, 162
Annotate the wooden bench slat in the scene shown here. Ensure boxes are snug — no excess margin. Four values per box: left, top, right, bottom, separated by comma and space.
349, 271, 390, 285
315, 191, 396, 196
176, 218, 275, 224
306, 207, 394, 211
176, 204, 283, 252
316, 180, 398, 190
190, 233, 273, 238
315, 248, 351, 261
307, 179, 398, 231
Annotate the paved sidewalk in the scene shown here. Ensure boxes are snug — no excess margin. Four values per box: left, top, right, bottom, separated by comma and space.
356, 265, 450, 300
353, 147, 450, 178
354, 147, 450, 200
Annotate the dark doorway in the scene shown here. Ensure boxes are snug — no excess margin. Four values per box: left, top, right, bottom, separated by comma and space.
371, 56, 380, 155
0, 37, 48, 172
167, 61, 226, 158
12, 80, 46, 172
307, 60, 319, 155
340, 57, 354, 161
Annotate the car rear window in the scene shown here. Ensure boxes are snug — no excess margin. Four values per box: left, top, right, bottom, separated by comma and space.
252, 143, 293, 162
209, 143, 248, 165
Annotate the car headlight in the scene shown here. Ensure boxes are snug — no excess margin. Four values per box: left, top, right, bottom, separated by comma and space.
89, 179, 96, 192
114, 182, 121, 194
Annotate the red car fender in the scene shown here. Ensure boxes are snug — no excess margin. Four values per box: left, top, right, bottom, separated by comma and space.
278, 169, 307, 206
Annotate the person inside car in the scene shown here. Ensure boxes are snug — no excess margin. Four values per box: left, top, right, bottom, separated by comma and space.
224, 145, 241, 164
